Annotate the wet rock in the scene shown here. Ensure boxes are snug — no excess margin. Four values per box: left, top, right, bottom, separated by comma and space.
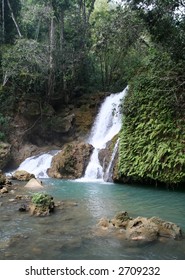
29, 193, 55, 216
111, 211, 132, 228
19, 204, 29, 212
12, 170, 35, 181
9, 198, 16, 202
126, 217, 159, 242
7, 234, 29, 248
149, 216, 182, 239
0, 187, 8, 194
97, 218, 111, 229
97, 211, 182, 242
48, 141, 93, 179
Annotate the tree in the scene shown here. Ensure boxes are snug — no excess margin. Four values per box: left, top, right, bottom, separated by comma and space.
91, 5, 145, 90
0, 0, 22, 43
126, 0, 185, 61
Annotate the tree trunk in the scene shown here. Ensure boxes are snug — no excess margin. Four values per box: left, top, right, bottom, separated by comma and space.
2, 0, 5, 42
59, 9, 64, 86
6, 0, 22, 38
48, 14, 55, 97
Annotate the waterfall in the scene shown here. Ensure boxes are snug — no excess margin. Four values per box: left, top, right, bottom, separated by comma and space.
8, 150, 59, 178
82, 87, 127, 181
104, 138, 119, 182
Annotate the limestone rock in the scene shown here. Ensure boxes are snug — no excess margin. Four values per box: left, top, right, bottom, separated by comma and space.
29, 193, 55, 216
24, 178, 43, 189
12, 170, 35, 181
0, 187, 8, 194
0, 142, 11, 169
47, 141, 93, 179
97, 211, 182, 242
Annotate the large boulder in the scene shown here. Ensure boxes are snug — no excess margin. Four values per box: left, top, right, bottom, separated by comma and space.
97, 211, 182, 242
47, 141, 93, 179
98, 135, 119, 182
0, 142, 11, 169
12, 170, 35, 181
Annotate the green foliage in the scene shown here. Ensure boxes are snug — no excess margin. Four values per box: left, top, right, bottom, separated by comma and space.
91, 5, 145, 90
0, 113, 10, 141
119, 48, 185, 185
1, 38, 48, 97
127, 0, 185, 62
31, 193, 53, 206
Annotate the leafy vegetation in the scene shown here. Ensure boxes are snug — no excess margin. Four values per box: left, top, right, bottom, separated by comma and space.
117, 0, 185, 186
0, 0, 184, 186
31, 193, 54, 206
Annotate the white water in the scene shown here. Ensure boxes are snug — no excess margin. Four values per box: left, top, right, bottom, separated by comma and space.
8, 151, 59, 178
104, 138, 119, 182
8, 88, 127, 181
82, 87, 128, 181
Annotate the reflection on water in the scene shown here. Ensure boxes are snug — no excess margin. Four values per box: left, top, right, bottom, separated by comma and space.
1, 179, 185, 260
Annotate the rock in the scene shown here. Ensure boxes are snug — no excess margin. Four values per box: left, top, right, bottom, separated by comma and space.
97, 218, 110, 229
98, 135, 119, 182
29, 193, 55, 216
24, 178, 43, 189
0, 187, 8, 194
97, 212, 182, 242
51, 114, 75, 133
19, 204, 29, 212
111, 211, 131, 228
149, 216, 182, 239
12, 170, 35, 181
47, 141, 93, 179
9, 199, 15, 202
126, 217, 159, 242
0, 142, 11, 169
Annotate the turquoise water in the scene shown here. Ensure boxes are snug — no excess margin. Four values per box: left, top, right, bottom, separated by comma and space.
1, 179, 185, 260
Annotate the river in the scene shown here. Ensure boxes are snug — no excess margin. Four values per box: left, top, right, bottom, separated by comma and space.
1, 179, 185, 260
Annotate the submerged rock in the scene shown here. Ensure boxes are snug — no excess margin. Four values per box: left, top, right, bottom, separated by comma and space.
47, 141, 93, 179
97, 211, 182, 242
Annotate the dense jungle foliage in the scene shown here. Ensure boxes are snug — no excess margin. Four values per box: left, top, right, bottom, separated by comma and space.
0, 0, 185, 185
118, 0, 185, 185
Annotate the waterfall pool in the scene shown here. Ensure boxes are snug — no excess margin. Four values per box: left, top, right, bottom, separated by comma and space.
1, 179, 185, 260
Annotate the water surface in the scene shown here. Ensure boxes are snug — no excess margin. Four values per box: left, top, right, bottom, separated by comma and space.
1, 179, 185, 260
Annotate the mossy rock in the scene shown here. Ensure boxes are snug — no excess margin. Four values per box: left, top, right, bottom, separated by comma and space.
30, 193, 55, 216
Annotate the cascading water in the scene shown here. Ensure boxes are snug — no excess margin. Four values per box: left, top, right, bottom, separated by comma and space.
82, 87, 128, 181
104, 138, 120, 182
8, 150, 59, 178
